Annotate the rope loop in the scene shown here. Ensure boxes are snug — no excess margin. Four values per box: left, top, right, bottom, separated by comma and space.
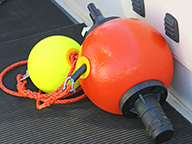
0, 52, 86, 110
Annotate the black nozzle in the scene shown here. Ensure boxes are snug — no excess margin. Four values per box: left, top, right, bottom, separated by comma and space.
134, 94, 174, 144
71, 64, 87, 82
119, 80, 174, 144
85, 3, 119, 37
87, 3, 104, 24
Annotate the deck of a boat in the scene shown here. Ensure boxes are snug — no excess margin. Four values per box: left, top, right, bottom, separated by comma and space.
0, 0, 191, 143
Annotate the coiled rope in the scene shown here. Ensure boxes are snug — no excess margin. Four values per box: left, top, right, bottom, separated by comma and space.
0, 52, 86, 110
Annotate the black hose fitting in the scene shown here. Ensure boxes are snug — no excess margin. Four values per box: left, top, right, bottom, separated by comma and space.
119, 80, 174, 144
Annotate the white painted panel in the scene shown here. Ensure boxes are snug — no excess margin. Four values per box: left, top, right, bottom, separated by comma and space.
169, 58, 192, 112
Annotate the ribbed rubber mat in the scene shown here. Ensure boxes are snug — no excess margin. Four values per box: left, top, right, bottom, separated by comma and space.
0, 24, 192, 144
0, 1, 192, 143
0, 0, 74, 43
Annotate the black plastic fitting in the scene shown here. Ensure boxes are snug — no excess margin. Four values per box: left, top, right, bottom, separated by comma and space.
85, 3, 119, 37
119, 80, 174, 144
71, 64, 87, 82
134, 93, 174, 144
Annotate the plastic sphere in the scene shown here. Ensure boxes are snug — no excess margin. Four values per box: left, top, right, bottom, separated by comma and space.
78, 18, 174, 114
27, 35, 80, 93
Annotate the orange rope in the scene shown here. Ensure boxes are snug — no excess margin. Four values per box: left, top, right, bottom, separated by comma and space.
0, 52, 86, 110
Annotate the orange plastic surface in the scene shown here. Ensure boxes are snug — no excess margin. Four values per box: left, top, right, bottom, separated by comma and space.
79, 18, 174, 114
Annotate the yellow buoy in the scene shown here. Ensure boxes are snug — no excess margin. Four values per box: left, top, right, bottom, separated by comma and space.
27, 35, 80, 93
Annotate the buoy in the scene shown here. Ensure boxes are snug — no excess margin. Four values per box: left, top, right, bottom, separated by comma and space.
69, 3, 174, 143
27, 35, 81, 93
79, 18, 174, 114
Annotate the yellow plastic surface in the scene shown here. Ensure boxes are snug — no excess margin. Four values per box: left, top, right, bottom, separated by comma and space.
76, 56, 91, 79
27, 35, 80, 93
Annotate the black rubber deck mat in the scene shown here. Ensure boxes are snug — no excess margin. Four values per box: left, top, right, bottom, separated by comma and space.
0, 24, 192, 144
0, 1, 192, 144
0, 0, 74, 43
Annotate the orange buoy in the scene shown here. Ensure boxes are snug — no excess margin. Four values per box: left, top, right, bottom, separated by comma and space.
78, 18, 174, 114
71, 3, 174, 143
